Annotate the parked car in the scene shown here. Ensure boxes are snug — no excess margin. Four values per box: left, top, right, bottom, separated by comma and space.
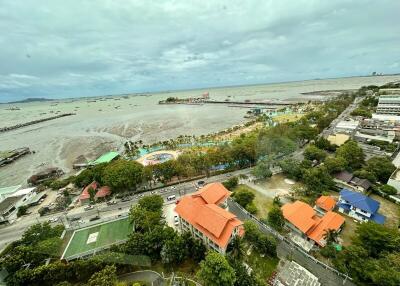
78, 220, 85, 224
48, 217, 59, 223
121, 197, 131, 202
167, 195, 176, 201
89, 216, 100, 221
84, 205, 94, 211
106, 200, 117, 205
197, 180, 205, 186
70, 216, 81, 221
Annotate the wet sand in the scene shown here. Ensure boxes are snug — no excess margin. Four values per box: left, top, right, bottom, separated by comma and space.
1, 75, 400, 186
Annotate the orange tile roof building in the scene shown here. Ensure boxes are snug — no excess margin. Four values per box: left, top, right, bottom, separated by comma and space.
315, 195, 337, 213
175, 182, 244, 254
281, 201, 345, 247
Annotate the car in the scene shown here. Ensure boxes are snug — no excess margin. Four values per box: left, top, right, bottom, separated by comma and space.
197, 180, 205, 186
89, 216, 100, 221
174, 215, 179, 222
106, 200, 116, 205
121, 197, 131, 202
151, 191, 157, 194
70, 216, 81, 221
170, 186, 176, 190
84, 205, 94, 211
78, 220, 85, 224
167, 195, 176, 201
48, 217, 58, 223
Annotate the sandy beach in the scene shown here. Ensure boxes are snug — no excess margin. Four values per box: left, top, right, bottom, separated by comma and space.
1, 75, 400, 186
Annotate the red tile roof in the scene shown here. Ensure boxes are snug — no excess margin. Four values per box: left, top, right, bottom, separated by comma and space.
307, 211, 345, 246
95, 186, 111, 198
175, 183, 243, 249
192, 182, 231, 205
281, 201, 345, 246
316, 196, 336, 212
281, 201, 317, 233
79, 181, 98, 201
79, 181, 111, 201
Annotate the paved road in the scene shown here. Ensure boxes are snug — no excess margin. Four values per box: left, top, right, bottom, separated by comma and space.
321, 96, 361, 138
0, 168, 252, 251
228, 201, 355, 286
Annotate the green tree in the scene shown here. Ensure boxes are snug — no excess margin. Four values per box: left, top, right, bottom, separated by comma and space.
233, 188, 255, 209
129, 204, 162, 232
324, 156, 346, 174
88, 187, 96, 203
227, 236, 245, 259
303, 166, 334, 195
304, 145, 327, 162
243, 221, 259, 243
228, 258, 262, 286
278, 158, 303, 180
323, 229, 339, 245
364, 156, 396, 183
197, 252, 236, 286
335, 140, 365, 170
181, 232, 207, 262
87, 265, 117, 286
21, 222, 64, 246
252, 159, 272, 179
314, 137, 336, 151
138, 195, 164, 212
103, 160, 144, 191
267, 207, 285, 231
379, 184, 398, 195
160, 235, 187, 265
223, 177, 239, 191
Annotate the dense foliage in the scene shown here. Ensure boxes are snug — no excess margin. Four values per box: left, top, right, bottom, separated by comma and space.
333, 222, 400, 286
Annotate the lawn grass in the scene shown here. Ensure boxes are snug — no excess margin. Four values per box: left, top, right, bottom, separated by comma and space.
272, 113, 304, 123
244, 246, 279, 282
339, 216, 358, 247
233, 184, 274, 219
63, 217, 133, 259
370, 194, 400, 228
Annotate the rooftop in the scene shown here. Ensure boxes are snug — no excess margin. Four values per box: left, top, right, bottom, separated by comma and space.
175, 183, 242, 249
0, 185, 21, 197
281, 201, 345, 246
339, 189, 380, 213
334, 170, 353, 183
0, 195, 23, 214
315, 196, 336, 212
90, 151, 119, 165
327, 133, 350, 146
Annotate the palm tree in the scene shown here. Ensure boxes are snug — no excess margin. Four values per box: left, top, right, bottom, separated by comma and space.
323, 229, 339, 245
227, 236, 245, 259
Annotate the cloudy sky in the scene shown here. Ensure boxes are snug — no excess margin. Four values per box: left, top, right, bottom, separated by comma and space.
0, 0, 399, 102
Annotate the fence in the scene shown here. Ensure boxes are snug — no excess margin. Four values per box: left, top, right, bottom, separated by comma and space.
228, 198, 352, 281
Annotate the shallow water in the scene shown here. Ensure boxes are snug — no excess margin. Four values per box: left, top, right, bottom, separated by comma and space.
1, 75, 399, 186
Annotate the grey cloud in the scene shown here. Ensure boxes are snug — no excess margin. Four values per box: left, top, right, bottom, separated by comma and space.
0, 0, 399, 102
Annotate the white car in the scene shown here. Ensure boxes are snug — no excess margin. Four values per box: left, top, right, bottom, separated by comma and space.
48, 217, 58, 223
84, 205, 94, 211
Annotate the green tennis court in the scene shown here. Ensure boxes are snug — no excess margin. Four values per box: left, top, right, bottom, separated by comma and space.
62, 217, 132, 260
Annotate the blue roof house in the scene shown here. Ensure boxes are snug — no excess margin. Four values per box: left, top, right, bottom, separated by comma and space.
337, 189, 386, 224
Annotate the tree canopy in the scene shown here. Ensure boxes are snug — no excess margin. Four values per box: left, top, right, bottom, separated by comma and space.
197, 252, 236, 286
103, 160, 144, 191
335, 140, 365, 170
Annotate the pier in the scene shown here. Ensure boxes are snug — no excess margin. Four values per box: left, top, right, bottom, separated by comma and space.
0, 113, 75, 133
